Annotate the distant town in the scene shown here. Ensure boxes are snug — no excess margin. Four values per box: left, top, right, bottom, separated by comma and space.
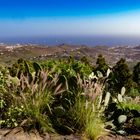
0, 43, 139, 67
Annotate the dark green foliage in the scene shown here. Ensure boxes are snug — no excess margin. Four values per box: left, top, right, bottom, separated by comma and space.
133, 117, 140, 128
81, 56, 91, 66
133, 62, 140, 88
129, 86, 140, 97
96, 54, 109, 76
59, 125, 74, 134
62, 98, 71, 110
33, 62, 42, 83
109, 58, 133, 93
8, 63, 18, 77
9, 58, 32, 78
33, 62, 42, 73
24, 61, 33, 84
1, 56, 140, 137
53, 106, 66, 117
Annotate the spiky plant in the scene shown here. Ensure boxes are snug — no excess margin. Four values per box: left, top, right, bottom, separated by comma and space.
2, 69, 64, 132
68, 73, 108, 139
17, 70, 63, 133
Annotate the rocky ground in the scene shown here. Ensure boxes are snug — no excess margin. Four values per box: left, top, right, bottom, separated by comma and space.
0, 128, 140, 140
0, 128, 79, 140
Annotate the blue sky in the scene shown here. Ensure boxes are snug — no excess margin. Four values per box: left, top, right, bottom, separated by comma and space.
0, 0, 140, 37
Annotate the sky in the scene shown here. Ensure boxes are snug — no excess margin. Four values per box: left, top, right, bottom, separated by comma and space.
0, 0, 140, 38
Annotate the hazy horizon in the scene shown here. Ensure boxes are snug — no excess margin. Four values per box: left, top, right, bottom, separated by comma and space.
1, 0, 140, 39
1, 35, 140, 47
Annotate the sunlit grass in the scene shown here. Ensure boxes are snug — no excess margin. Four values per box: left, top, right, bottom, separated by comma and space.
70, 96, 106, 140
85, 115, 106, 140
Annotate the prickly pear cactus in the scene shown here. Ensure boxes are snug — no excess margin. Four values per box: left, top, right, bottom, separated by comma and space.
104, 92, 111, 107
97, 71, 103, 78
118, 115, 127, 124
33, 62, 42, 83
121, 87, 126, 96
118, 94, 123, 102
24, 61, 33, 83
106, 69, 111, 77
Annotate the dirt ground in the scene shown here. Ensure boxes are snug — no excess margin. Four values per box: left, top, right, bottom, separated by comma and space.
0, 127, 140, 140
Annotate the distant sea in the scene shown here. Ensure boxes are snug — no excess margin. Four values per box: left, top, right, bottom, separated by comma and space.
0, 35, 140, 47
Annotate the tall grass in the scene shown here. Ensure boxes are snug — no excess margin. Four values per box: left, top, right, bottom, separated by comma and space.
18, 71, 60, 132
70, 96, 106, 140
6, 70, 63, 133
85, 114, 105, 140
1, 64, 107, 138
20, 84, 54, 132
68, 75, 107, 140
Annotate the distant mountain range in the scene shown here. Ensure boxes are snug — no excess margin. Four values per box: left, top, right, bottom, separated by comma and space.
0, 44, 139, 66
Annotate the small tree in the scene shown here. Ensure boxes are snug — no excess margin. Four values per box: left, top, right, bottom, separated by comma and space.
110, 58, 132, 93
133, 62, 140, 95
133, 62, 140, 87
96, 54, 109, 76
81, 56, 90, 65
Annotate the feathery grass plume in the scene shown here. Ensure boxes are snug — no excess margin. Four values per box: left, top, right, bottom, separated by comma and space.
18, 70, 64, 133
68, 74, 107, 139
5, 69, 64, 132
70, 96, 106, 140
77, 73, 103, 101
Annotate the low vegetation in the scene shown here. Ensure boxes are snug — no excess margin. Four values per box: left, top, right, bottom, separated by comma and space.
0, 55, 140, 139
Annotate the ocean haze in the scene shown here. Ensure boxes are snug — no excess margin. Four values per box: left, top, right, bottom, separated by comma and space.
1, 12, 140, 38
1, 1, 140, 42
0, 35, 140, 47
